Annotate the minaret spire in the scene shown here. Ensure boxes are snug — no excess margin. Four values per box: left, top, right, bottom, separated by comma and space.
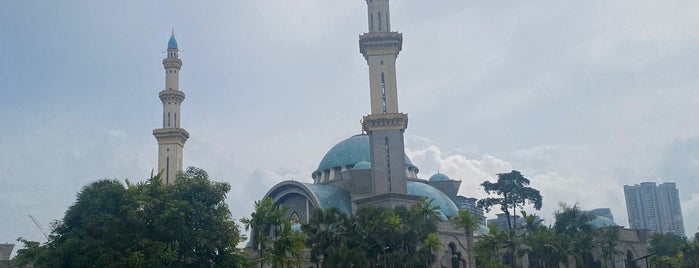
153, 31, 189, 185
359, 0, 410, 197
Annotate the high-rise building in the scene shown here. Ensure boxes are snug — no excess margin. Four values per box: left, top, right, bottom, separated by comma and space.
153, 30, 189, 185
624, 182, 685, 236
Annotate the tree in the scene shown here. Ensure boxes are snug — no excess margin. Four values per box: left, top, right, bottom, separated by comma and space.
453, 210, 482, 268
648, 232, 697, 268
597, 227, 621, 268
477, 170, 543, 231
477, 170, 542, 267
554, 203, 596, 268
302, 207, 348, 267
14, 167, 247, 268
473, 224, 509, 268
241, 198, 305, 268
241, 198, 284, 268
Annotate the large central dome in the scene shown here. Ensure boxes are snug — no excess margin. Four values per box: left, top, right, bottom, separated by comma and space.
312, 134, 419, 182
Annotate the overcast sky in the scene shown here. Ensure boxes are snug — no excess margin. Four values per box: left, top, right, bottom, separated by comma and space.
2, 0, 699, 248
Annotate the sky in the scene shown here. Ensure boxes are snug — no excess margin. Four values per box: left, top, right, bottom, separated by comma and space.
2, 0, 699, 249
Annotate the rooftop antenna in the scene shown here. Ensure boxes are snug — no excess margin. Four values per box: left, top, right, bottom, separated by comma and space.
29, 215, 49, 240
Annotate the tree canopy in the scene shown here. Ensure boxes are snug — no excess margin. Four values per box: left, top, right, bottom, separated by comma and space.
14, 167, 247, 268
477, 170, 542, 231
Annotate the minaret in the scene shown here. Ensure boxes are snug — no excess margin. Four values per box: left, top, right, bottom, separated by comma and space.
359, 0, 409, 196
153, 30, 189, 185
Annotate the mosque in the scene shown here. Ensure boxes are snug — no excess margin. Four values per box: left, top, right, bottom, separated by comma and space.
151, 1, 649, 267
248, 0, 476, 265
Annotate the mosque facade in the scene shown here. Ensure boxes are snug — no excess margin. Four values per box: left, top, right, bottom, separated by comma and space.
254, 0, 475, 267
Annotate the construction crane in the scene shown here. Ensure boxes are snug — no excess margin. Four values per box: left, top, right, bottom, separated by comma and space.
28, 215, 49, 240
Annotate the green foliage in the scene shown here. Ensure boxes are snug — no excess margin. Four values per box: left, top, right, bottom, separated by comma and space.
299, 198, 442, 268
649, 232, 699, 268
241, 198, 305, 268
477, 170, 542, 232
474, 203, 629, 268
13, 167, 248, 268
453, 210, 482, 268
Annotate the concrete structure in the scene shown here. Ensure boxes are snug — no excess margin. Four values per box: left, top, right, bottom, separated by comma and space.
153, 30, 189, 185
253, 1, 476, 267
0, 243, 14, 268
624, 182, 685, 236
487, 213, 524, 231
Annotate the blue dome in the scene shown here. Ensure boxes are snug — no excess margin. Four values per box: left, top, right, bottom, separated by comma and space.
303, 183, 352, 216
352, 161, 371, 170
316, 134, 416, 172
407, 181, 459, 219
168, 35, 178, 49
475, 225, 490, 235
589, 216, 618, 229
429, 173, 450, 181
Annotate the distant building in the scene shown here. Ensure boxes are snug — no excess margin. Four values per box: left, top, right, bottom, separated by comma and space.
487, 213, 524, 230
454, 196, 485, 222
624, 182, 685, 236
589, 208, 614, 221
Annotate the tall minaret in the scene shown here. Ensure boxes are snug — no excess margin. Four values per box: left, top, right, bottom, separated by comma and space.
360, 0, 409, 196
153, 30, 189, 185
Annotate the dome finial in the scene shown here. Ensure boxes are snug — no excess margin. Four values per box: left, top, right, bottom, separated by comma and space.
167, 29, 178, 50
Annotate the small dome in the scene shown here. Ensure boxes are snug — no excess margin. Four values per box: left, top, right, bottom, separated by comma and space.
352, 161, 371, 170
407, 181, 459, 219
589, 216, 618, 229
429, 173, 450, 182
168, 35, 178, 49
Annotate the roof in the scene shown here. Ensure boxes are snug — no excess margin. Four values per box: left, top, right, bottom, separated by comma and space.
407, 181, 459, 219
168, 35, 178, 49
316, 134, 416, 172
589, 216, 618, 229
352, 161, 372, 170
303, 183, 352, 216
429, 173, 450, 182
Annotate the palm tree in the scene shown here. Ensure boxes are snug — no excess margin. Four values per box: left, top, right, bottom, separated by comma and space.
301, 207, 347, 267
241, 198, 286, 268
453, 210, 482, 268
553, 203, 596, 268
269, 220, 306, 268
598, 227, 621, 268
517, 211, 547, 267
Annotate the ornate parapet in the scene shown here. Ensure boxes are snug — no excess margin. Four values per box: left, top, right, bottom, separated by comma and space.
362, 113, 408, 132
152, 128, 189, 145
359, 32, 403, 59
162, 58, 182, 69
159, 89, 186, 103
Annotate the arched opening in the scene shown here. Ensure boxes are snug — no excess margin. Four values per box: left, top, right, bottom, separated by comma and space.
626, 250, 639, 268
449, 242, 462, 268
